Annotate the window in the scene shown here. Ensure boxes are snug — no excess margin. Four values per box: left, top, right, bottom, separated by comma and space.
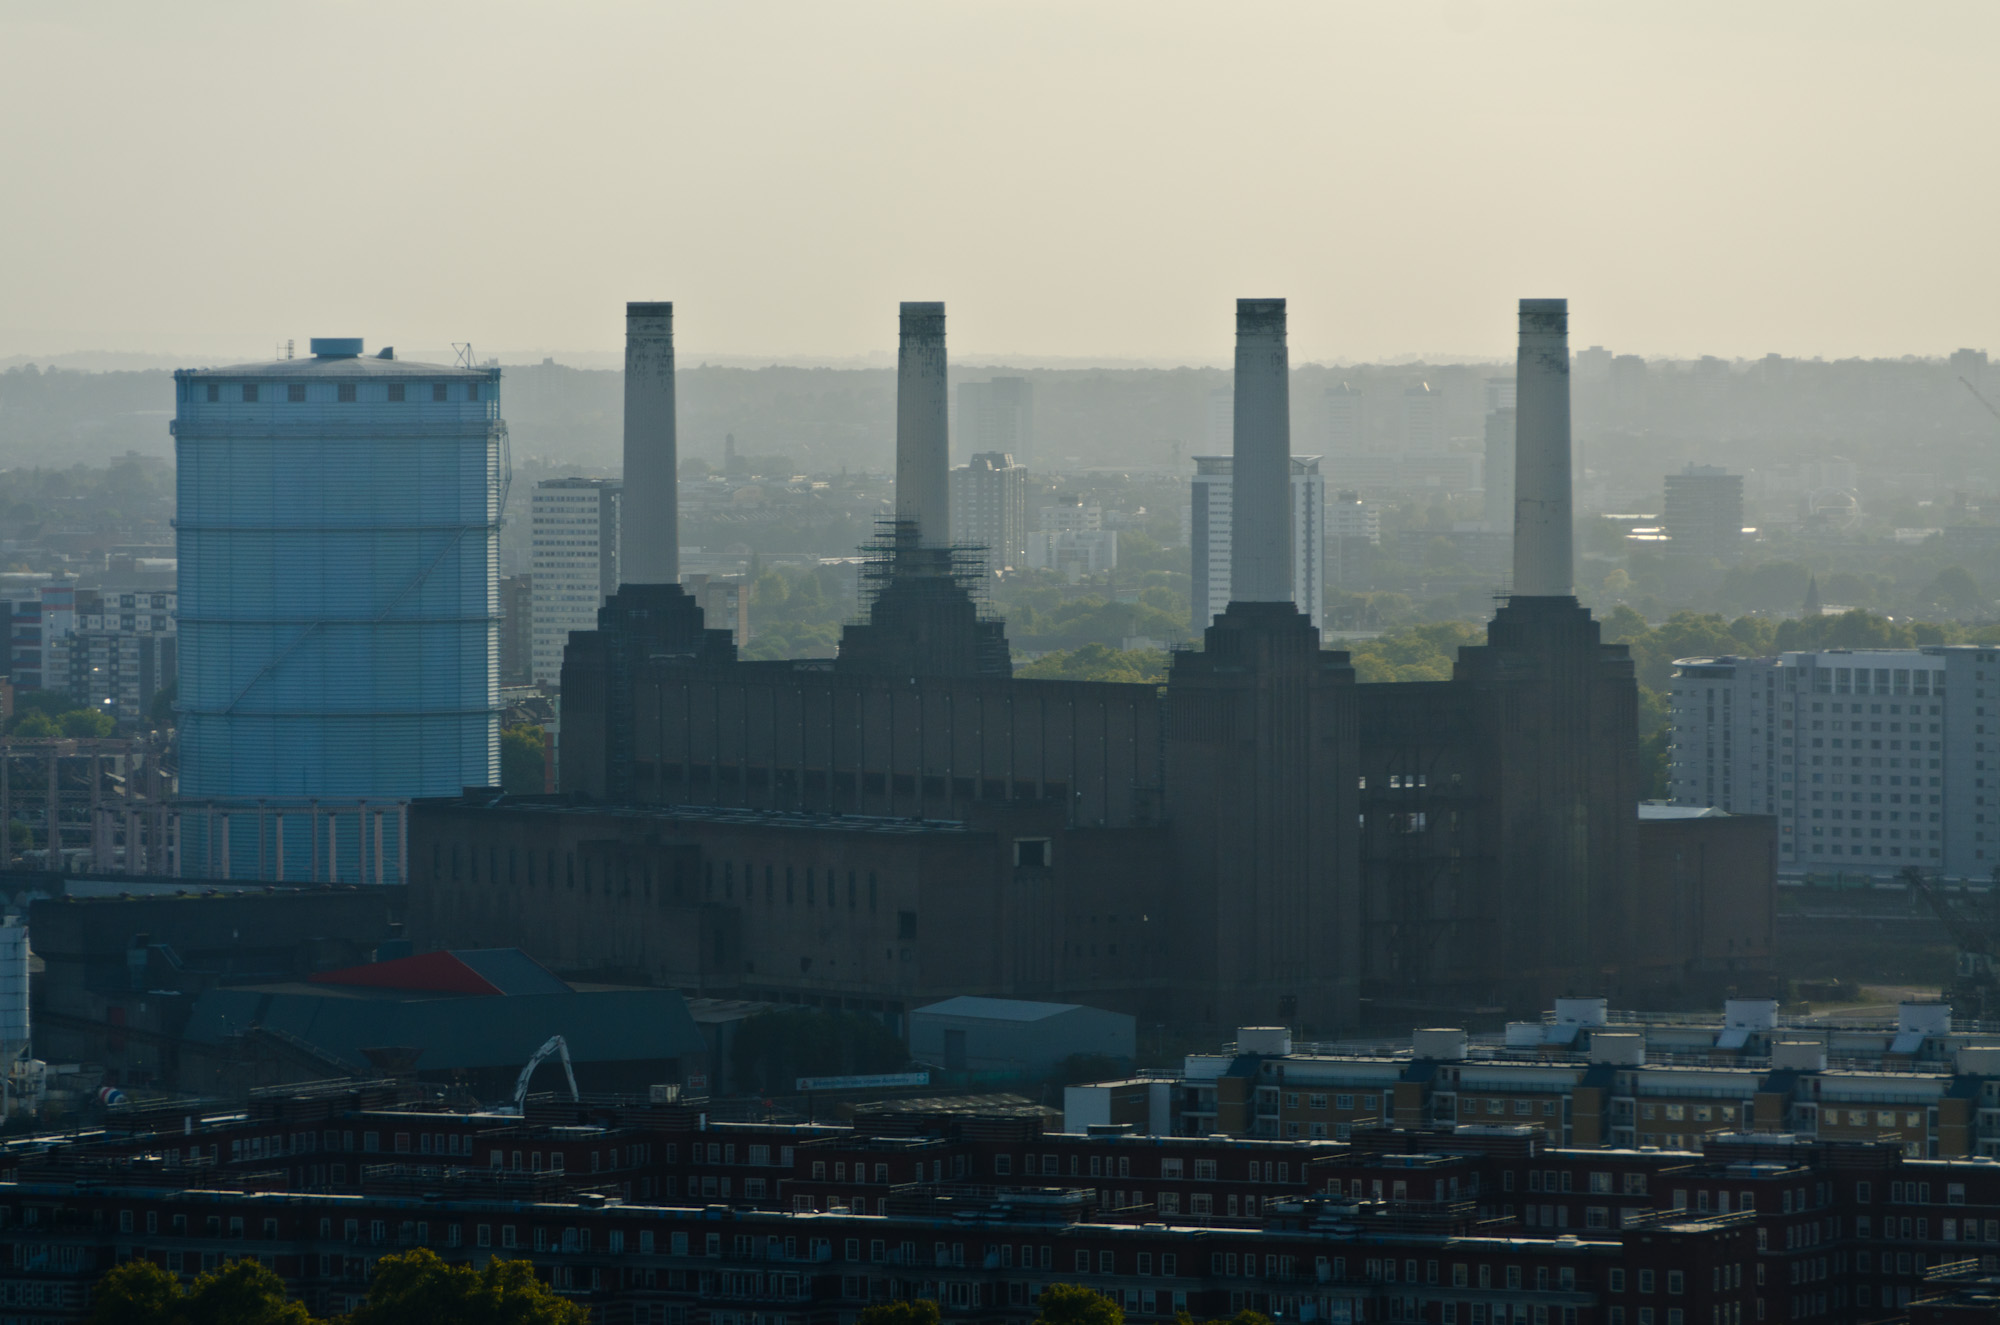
242, 384, 259, 402
1665, 1271, 1683, 1295
1194, 1160, 1217, 1180
1609, 1268, 1625, 1292
1162, 1158, 1183, 1179
288, 384, 306, 402
337, 383, 356, 402
206, 383, 219, 402
388, 383, 405, 402
433, 383, 449, 401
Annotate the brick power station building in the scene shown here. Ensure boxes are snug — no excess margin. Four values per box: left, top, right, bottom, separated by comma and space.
408, 299, 1774, 1035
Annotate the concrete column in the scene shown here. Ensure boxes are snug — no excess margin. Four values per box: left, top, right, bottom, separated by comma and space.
1512, 297, 1573, 598
895, 302, 950, 546
621, 302, 679, 585
1230, 298, 1293, 605
274, 813, 285, 882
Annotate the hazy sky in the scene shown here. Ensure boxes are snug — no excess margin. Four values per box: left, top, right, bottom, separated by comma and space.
2, 2, 1994, 365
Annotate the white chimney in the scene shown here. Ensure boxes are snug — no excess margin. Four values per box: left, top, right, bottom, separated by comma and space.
621, 301, 678, 585
1512, 298, 1572, 597
1230, 298, 1293, 605
895, 302, 950, 546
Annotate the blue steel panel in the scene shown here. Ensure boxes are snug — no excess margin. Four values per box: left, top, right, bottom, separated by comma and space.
175, 379, 503, 805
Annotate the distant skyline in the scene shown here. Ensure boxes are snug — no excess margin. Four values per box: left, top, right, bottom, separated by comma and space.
3, 2, 1995, 364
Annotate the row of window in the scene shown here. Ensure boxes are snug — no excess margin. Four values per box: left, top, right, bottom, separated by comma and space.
200, 381, 479, 403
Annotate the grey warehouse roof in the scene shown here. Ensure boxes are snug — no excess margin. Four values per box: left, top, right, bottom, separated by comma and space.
913, 995, 1090, 1021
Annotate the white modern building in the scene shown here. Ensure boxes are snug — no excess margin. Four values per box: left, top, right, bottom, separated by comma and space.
44, 572, 178, 724
530, 477, 620, 685
1026, 529, 1118, 576
1189, 455, 1324, 633
948, 452, 1028, 575
1667, 646, 2000, 880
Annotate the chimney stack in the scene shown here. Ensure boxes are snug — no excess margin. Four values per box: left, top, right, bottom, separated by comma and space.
1512, 297, 1572, 598
895, 302, 950, 547
1230, 298, 1293, 605
621, 301, 678, 585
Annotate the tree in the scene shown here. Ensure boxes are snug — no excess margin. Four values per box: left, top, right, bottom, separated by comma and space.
182, 1260, 315, 1325
348, 1248, 586, 1325
1923, 565, 1985, 618
1036, 1283, 1124, 1325
90, 1260, 184, 1325
500, 725, 547, 794
10, 709, 57, 737
1018, 644, 1169, 685
90, 1257, 312, 1325
60, 707, 114, 738
857, 1303, 942, 1325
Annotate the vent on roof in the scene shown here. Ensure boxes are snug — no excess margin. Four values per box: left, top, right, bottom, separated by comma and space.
310, 338, 364, 359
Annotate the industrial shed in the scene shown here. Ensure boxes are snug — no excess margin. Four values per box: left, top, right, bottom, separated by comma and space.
909, 996, 1134, 1077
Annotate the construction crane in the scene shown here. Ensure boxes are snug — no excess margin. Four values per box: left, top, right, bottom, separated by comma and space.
507, 1034, 579, 1114
1960, 376, 2000, 426
1900, 866, 2000, 1023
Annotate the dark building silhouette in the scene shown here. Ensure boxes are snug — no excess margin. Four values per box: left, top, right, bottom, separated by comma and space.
412, 297, 1772, 1035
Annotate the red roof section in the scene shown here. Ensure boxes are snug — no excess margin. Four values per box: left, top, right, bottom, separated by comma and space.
309, 950, 503, 997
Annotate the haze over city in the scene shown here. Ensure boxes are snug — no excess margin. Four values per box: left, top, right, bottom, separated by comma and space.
10, 6, 2000, 1322
2, 1, 1996, 363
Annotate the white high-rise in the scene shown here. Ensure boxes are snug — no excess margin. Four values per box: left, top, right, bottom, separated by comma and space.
949, 452, 1028, 574
1668, 645, 2000, 881
1189, 455, 1324, 633
531, 478, 620, 685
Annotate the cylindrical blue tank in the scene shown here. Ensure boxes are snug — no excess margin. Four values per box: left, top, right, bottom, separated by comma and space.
172, 339, 503, 879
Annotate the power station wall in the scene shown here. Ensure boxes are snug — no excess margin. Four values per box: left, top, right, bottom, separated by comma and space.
1351, 597, 1647, 1011
1164, 603, 1361, 1030
407, 797, 1180, 1021
573, 664, 1166, 830
1633, 812, 1778, 994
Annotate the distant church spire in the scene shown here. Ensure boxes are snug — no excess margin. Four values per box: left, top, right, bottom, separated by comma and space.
1803, 574, 1822, 617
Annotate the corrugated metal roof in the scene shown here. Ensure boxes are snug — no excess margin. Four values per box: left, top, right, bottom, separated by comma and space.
454, 948, 570, 996
912, 996, 1085, 1022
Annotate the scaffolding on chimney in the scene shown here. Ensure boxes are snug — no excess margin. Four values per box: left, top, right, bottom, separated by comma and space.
856, 518, 998, 621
